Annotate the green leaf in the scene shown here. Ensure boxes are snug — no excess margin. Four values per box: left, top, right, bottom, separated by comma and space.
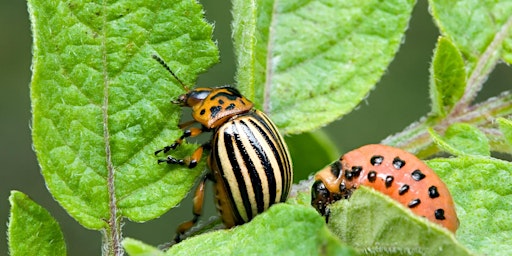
8, 191, 67, 256
428, 156, 512, 255
429, 0, 512, 106
286, 130, 340, 182
232, 0, 416, 134
163, 204, 357, 255
429, 0, 512, 65
497, 117, 512, 146
429, 37, 466, 118
123, 238, 165, 256
28, 0, 218, 229
429, 123, 490, 156
327, 187, 474, 256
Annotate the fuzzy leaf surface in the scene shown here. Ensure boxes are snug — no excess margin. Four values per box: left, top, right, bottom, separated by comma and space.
232, 0, 416, 134
430, 123, 490, 157
498, 117, 512, 146
125, 204, 358, 256
430, 0, 512, 66
28, 0, 218, 228
327, 187, 474, 256
428, 156, 512, 255
8, 191, 66, 256
429, 37, 466, 118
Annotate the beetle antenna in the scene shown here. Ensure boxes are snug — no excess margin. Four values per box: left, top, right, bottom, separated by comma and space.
152, 54, 189, 90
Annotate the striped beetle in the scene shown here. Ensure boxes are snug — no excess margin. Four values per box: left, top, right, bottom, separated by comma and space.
152, 55, 293, 243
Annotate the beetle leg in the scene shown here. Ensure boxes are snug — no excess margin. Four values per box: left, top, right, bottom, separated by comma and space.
158, 142, 210, 168
155, 124, 209, 155
174, 174, 209, 243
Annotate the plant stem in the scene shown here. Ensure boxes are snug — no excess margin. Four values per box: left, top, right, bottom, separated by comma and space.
382, 91, 512, 157
382, 15, 512, 158
452, 16, 512, 114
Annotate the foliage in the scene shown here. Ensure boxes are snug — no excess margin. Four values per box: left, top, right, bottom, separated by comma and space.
10, 0, 512, 255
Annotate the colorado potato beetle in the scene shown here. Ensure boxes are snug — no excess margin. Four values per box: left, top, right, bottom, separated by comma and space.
152, 55, 293, 242
311, 144, 458, 233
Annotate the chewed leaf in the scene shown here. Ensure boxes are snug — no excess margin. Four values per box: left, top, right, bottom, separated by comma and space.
429, 123, 490, 157
327, 187, 474, 256
428, 156, 512, 255
233, 0, 416, 134
8, 191, 67, 256
28, 0, 218, 228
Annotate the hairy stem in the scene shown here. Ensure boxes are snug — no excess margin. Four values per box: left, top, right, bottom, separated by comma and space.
382, 15, 512, 158
382, 92, 512, 157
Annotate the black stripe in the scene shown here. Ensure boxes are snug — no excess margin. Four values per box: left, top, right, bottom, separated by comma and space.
212, 132, 244, 223
255, 111, 291, 197
240, 119, 281, 212
249, 112, 290, 201
232, 122, 263, 219
210, 89, 241, 101
222, 126, 254, 221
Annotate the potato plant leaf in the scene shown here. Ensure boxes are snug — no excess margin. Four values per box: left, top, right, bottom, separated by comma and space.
28, 0, 218, 230
232, 0, 416, 134
8, 191, 67, 256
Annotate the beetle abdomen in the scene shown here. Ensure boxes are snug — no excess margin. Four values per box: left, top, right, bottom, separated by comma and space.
210, 110, 293, 227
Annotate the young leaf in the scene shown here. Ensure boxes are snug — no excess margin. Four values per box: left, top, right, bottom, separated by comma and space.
429, 0, 512, 65
232, 0, 416, 134
327, 187, 474, 256
28, 0, 218, 231
429, 123, 490, 157
8, 191, 67, 256
428, 156, 512, 255
429, 37, 466, 118
122, 238, 165, 256
164, 204, 357, 255
429, 0, 512, 106
497, 117, 512, 146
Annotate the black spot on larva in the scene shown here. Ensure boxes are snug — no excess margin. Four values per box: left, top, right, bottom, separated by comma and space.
210, 106, 222, 118
239, 98, 246, 105
428, 186, 440, 198
368, 171, 377, 182
411, 169, 426, 181
398, 184, 410, 195
200, 109, 206, 115
218, 99, 224, 105
330, 161, 342, 178
352, 166, 362, 178
370, 155, 384, 166
392, 157, 406, 170
408, 198, 421, 208
435, 209, 446, 220
225, 103, 236, 111
385, 176, 394, 188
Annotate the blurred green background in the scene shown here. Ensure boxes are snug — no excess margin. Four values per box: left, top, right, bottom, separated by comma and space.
1, 1, 509, 255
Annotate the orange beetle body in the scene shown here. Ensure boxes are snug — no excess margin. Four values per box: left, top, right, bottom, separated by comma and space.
175, 87, 253, 129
